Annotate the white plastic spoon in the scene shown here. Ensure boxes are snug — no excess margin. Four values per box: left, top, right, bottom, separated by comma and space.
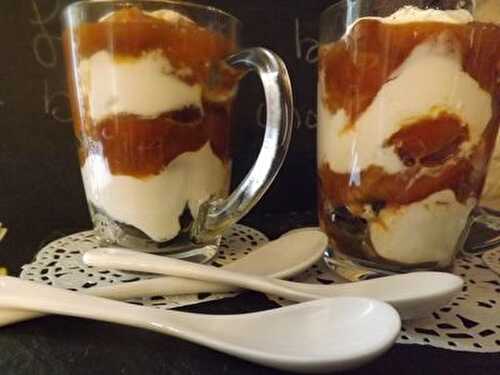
84, 248, 463, 320
0, 230, 327, 327
0, 276, 400, 373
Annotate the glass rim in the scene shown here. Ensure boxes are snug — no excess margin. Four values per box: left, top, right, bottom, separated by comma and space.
321, 0, 349, 17
63, 0, 243, 27
320, 0, 476, 17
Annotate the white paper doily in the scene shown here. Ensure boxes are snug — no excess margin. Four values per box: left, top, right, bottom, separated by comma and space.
400, 254, 500, 352
20, 225, 268, 309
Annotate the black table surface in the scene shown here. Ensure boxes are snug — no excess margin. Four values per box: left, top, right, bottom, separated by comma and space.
0, 203, 499, 375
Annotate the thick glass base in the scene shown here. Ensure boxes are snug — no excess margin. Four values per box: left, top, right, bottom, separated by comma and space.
91, 210, 219, 264
324, 247, 453, 282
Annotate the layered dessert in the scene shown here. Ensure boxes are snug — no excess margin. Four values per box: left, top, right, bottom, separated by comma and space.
64, 8, 239, 244
318, 7, 500, 270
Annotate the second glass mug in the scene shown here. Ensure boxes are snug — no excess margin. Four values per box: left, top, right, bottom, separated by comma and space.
317, 0, 500, 278
62, 1, 292, 259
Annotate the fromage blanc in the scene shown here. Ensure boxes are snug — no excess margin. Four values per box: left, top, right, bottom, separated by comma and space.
80, 50, 202, 123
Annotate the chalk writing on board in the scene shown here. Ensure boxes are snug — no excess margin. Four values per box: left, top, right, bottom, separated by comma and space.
294, 18, 319, 64
29, 0, 60, 25
31, 0, 62, 69
256, 102, 317, 130
30, 0, 71, 123
44, 80, 71, 123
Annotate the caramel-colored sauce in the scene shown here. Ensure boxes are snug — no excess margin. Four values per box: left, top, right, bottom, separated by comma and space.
320, 20, 500, 122
64, 7, 239, 178
72, 8, 236, 84
84, 103, 231, 178
320, 156, 475, 207
386, 112, 468, 167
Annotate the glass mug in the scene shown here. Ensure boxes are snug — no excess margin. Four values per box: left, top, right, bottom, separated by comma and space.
478, 0, 500, 210
317, 0, 500, 277
62, 1, 292, 259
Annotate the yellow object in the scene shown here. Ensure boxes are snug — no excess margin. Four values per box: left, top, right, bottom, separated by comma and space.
0, 224, 6, 241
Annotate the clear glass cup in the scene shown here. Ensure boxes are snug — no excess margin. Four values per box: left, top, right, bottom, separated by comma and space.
478, 0, 500, 209
317, 0, 500, 278
62, 1, 292, 260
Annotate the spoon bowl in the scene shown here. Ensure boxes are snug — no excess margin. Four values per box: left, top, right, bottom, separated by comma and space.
0, 276, 400, 373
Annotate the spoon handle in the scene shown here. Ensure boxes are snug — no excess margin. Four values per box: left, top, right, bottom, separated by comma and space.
84, 248, 318, 302
91, 276, 236, 299
0, 276, 188, 334
0, 275, 236, 328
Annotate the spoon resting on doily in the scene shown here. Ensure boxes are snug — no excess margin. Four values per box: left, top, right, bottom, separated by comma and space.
0, 276, 400, 373
83, 247, 463, 320
0, 229, 327, 327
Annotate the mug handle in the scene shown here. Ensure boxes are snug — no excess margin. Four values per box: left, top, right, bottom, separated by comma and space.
191, 48, 293, 243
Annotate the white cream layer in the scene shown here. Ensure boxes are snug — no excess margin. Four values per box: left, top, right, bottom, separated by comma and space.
318, 31, 492, 175
81, 142, 228, 242
148, 9, 194, 23
343, 6, 473, 39
383, 6, 473, 24
98, 8, 194, 24
369, 190, 474, 266
79, 50, 202, 123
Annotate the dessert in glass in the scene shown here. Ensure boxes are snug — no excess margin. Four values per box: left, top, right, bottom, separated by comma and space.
477, 0, 500, 210
62, 1, 292, 258
318, 0, 500, 275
